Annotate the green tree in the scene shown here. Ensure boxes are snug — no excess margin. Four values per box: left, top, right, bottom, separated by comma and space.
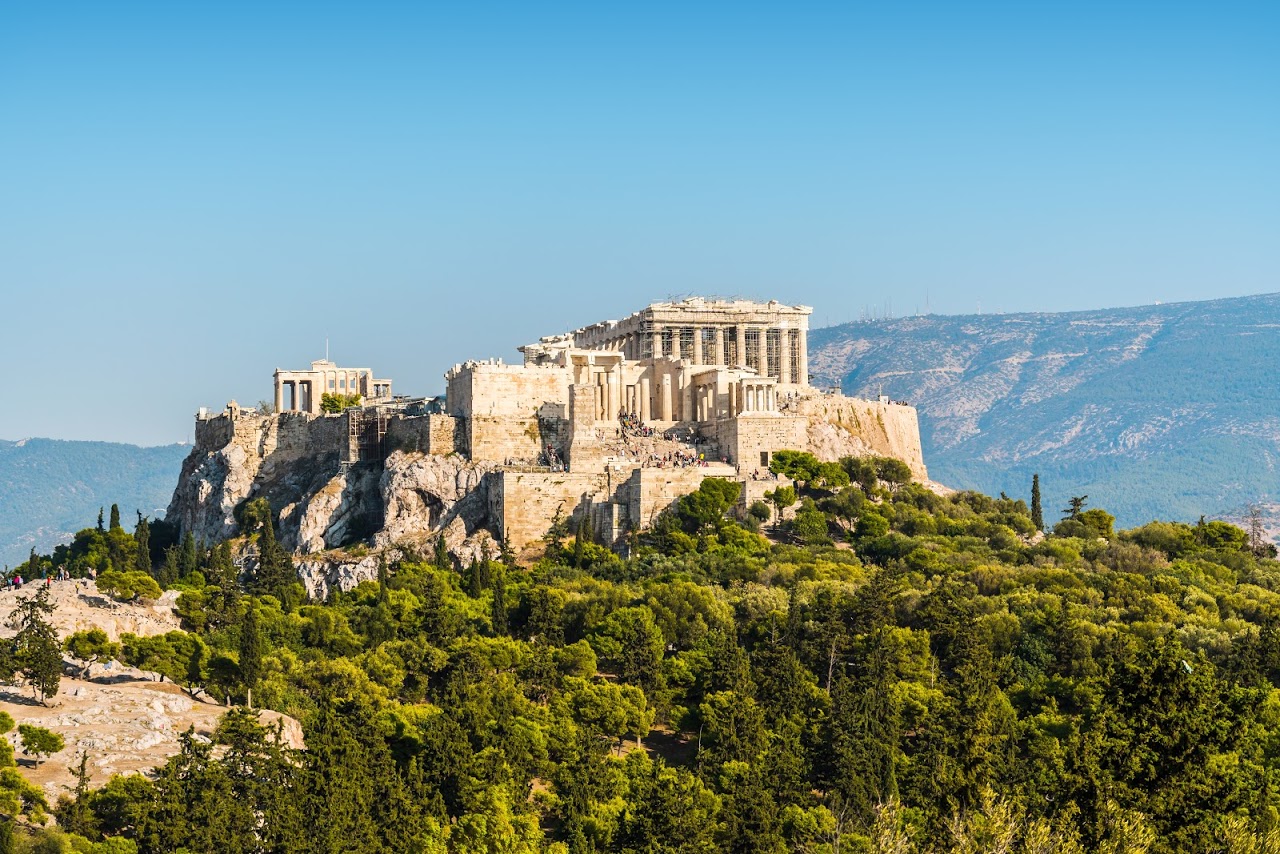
12, 585, 61, 704
1031, 473, 1044, 531
108, 504, 121, 532
132, 514, 152, 575
95, 570, 163, 602
764, 486, 797, 529
64, 629, 121, 678
17, 725, 64, 768
490, 568, 509, 637
1062, 495, 1089, 520
239, 605, 263, 701
320, 392, 362, 413
433, 535, 451, 572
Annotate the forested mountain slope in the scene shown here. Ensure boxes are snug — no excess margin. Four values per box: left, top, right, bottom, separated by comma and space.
809, 292, 1280, 529
0, 439, 188, 567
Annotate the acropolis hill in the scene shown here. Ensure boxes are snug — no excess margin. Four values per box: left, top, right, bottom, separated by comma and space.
167, 298, 928, 594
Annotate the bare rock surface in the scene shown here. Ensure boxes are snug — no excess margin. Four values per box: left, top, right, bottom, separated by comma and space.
0, 585, 301, 802
1, 676, 300, 803
0, 582, 180, 642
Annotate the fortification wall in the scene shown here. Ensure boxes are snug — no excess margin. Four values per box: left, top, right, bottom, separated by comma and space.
624, 466, 730, 532
491, 470, 611, 549
724, 415, 808, 472
384, 414, 464, 456
797, 397, 928, 480
448, 364, 570, 418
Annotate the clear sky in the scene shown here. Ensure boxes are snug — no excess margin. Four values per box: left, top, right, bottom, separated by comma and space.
2, 2, 1276, 446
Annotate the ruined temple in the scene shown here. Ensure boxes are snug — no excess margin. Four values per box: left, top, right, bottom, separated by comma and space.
167, 298, 929, 595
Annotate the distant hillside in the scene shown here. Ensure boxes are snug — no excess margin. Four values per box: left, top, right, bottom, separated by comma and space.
0, 439, 188, 567
810, 292, 1280, 529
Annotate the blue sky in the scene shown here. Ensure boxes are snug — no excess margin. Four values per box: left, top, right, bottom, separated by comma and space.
2, 1, 1276, 445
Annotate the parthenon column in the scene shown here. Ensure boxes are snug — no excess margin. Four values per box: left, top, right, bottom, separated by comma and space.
651, 330, 662, 360
780, 330, 793, 384
756, 327, 769, 377
671, 328, 682, 360
274, 379, 284, 413
692, 328, 703, 365
797, 327, 809, 386
713, 327, 725, 365
735, 326, 746, 368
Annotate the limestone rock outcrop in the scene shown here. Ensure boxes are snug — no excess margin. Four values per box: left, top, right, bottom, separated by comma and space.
378, 451, 498, 545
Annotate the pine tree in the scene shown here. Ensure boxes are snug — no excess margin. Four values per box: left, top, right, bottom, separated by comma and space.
1030, 473, 1044, 531
13, 585, 61, 704
96, 507, 105, 533
239, 605, 263, 701
109, 503, 122, 532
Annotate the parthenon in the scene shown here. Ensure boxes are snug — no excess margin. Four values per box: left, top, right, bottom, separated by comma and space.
521, 297, 810, 386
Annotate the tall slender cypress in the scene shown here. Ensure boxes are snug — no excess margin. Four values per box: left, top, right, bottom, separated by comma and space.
1030, 474, 1044, 531
134, 515, 152, 574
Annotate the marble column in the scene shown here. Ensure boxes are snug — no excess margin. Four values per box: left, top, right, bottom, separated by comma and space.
797, 327, 809, 386
651, 329, 663, 360
692, 327, 703, 365
713, 326, 725, 365
274, 380, 284, 413
780, 330, 793, 384
661, 376, 673, 421
735, 326, 746, 368
756, 328, 769, 377
639, 377, 651, 421
671, 328, 682, 360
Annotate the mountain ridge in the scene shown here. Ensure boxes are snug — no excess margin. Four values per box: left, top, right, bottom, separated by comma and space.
0, 438, 189, 567
810, 291, 1280, 528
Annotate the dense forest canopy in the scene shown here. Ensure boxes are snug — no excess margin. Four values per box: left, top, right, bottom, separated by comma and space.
9, 456, 1280, 853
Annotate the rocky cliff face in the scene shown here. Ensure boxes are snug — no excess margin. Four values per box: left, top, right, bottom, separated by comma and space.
167, 410, 502, 596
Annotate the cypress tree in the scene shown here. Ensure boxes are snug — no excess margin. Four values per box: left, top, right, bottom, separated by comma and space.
108, 503, 122, 532
179, 532, 199, 578
96, 507, 104, 533
376, 557, 390, 605
134, 514, 152, 574
254, 521, 296, 603
159, 546, 180, 588
490, 569, 508, 636
433, 535, 451, 572
1030, 473, 1044, 531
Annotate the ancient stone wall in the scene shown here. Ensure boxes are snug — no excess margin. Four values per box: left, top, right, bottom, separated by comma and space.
723, 415, 808, 472
491, 470, 611, 549
623, 466, 737, 533
383, 414, 465, 456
